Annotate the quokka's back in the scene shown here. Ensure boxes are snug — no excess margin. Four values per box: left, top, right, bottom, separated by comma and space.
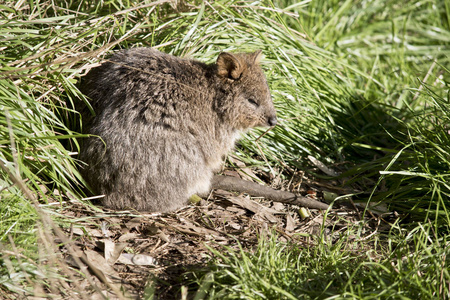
78, 48, 277, 212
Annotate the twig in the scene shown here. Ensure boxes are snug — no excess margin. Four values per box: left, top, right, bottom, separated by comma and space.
211, 175, 329, 210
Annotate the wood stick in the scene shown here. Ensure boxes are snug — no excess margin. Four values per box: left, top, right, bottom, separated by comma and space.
211, 175, 329, 210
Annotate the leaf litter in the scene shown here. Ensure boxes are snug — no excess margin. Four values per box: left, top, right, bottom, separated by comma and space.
38, 164, 396, 299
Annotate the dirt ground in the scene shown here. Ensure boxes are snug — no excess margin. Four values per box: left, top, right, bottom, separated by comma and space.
26, 164, 387, 300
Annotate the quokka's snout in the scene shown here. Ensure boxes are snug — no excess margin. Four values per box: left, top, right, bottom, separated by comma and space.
267, 115, 277, 127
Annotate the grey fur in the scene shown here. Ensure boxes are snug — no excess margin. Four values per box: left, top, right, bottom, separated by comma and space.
78, 48, 277, 212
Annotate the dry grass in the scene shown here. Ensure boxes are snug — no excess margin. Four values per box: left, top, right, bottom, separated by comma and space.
1, 0, 449, 298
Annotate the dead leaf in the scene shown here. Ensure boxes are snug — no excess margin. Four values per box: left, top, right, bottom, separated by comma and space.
102, 239, 127, 265
117, 253, 158, 266
175, 220, 219, 237
71, 227, 104, 238
227, 221, 242, 230
84, 249, 120, 282
271, 202, 285, 211
125, 217, 142, 229
285, 213, 296, 231
118, 232, 139, 242
141, 223, 161, 235
157, 231, 170, 243
224, 206, 247, 216
226, 195, 280, 223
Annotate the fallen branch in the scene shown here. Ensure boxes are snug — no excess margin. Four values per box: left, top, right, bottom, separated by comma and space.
211, 175, 329, 210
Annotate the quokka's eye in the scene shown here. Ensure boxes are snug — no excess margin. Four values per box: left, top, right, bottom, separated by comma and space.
248, 99, 259, 107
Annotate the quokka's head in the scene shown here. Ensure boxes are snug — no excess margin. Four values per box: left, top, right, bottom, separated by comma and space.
215, 50, 277, 131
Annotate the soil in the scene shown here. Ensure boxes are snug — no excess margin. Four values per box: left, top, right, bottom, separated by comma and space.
14, 165, 388, 299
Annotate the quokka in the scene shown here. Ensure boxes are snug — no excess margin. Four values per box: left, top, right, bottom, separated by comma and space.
78, 48, 277, 212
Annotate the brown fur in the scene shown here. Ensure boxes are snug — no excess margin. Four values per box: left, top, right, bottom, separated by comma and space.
78, 48, 277, 212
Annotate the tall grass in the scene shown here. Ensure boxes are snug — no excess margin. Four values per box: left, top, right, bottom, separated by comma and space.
0, 0, 449, 298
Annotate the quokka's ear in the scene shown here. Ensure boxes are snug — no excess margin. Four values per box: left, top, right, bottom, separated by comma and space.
251, 50, 263, 64
217, 52, 245, 80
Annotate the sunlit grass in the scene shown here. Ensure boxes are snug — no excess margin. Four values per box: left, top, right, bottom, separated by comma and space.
0, 0, 449, 298
194, 225, 450, 299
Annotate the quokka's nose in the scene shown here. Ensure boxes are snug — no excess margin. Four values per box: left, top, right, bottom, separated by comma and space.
268, 116, 277, 127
